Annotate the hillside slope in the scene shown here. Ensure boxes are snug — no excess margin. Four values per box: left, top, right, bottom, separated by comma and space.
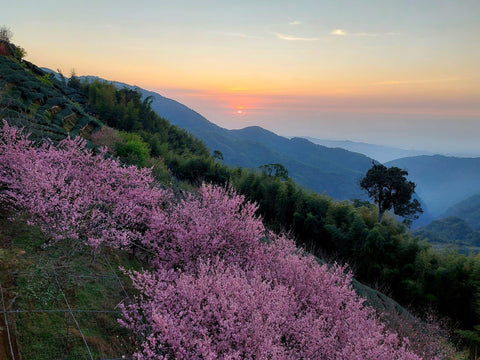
414, 216, 480, 247
442, 193, 480, 231
0, 57, 101, 141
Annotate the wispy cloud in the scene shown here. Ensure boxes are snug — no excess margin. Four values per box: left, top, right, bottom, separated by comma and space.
330, 29, 399, 37
330, 29, 347, 36
289, 20, 302, 26
274, 32, 319, 41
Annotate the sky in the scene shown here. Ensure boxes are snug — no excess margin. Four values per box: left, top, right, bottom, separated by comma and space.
3, 0, 480, 155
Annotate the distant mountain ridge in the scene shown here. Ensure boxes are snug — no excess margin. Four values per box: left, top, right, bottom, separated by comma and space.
77, 76, 375, 200
303, 137, 434, 163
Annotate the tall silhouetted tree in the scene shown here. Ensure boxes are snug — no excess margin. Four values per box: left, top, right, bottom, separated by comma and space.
360, 163, 422, 224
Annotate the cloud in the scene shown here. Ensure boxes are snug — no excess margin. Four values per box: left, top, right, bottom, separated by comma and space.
289, 21, 302, 26
330, 29, 400, 37
274, 32, 319, 41
330, 29, 347, 36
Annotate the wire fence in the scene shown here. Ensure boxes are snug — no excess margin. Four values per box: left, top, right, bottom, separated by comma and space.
0, 244, 138, 360
0, 284, 16, 360
52, 262, 94, 360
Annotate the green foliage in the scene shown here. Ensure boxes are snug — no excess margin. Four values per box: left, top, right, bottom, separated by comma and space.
212, 149, 224, 161
360, 163, 422, 224
38, 73, 53, 86
415, 216, 480, 247
0, 55, 101, 141
259, 163, 289, 180
81, 80, 208, 157
458, 326, 480, 359
67, 69, 81, 90
116, 132, 151, 167
13, 44, 27, 60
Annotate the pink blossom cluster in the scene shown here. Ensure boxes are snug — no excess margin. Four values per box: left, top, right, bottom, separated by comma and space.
142, 184, 264, 271
122, 234, 422, 359
0, 120, 169, 249
0, 121, 423, 359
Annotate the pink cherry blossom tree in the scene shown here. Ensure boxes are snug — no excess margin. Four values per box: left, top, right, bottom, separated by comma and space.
142, 184, 265, 271
121, 239, 423, 359
0, 120, 170, 250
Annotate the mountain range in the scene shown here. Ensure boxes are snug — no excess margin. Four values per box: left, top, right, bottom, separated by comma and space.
73, 75, 480, 229
78, 76, 374, 200
302, 137, 434, 163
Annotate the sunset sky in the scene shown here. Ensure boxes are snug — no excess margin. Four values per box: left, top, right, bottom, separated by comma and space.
4, 0, 480, 155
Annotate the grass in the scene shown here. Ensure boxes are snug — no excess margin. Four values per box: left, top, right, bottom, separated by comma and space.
0, 217, 140, 359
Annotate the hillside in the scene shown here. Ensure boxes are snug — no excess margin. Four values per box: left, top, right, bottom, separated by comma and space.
386, 155, 480, 217
442, 194, 480, 231
0, 119, 455, 359
77, 77, 374, 200
414, 216, 480, 248
0, 56, 101, 141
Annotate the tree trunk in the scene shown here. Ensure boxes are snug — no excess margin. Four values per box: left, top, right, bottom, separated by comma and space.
378, 208, 384, 223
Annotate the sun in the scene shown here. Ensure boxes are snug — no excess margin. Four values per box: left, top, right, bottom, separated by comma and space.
235, 106, 245, 115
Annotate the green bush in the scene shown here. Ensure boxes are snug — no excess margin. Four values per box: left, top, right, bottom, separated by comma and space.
116, 132, 151, 167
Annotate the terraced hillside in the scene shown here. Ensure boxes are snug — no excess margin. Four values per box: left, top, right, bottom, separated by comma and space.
0, 56, 101, 141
